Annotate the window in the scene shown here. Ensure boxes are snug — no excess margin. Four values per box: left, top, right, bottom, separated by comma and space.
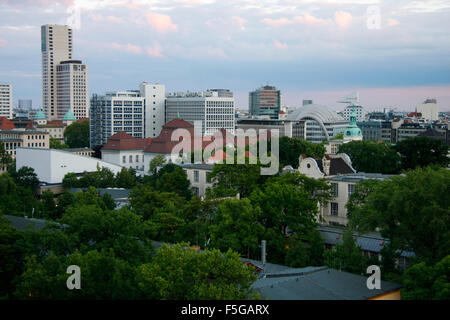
206, 172, 212, 183
194, 170, 199, 182
330, 203, 338, 216
123, 155, 126, 163
331, 183, 339, 197
129, 155, 133, 163
136, 155, 139, 162
348, 184, 355, 197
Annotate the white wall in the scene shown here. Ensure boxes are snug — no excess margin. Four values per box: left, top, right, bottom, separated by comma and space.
140, 82, 166, 138
102, 149, 145, 171
16, 148, 123, 184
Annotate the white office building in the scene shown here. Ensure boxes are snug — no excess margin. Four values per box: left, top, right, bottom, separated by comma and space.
90, 91, 145, 147
56, 60, 89, 120
41, 24, 73, 120
343, 105, 365, 122
0, 83, 12, 119
165, 90, 235, 136
139, 81, 165, 138
417, 98, 439, 122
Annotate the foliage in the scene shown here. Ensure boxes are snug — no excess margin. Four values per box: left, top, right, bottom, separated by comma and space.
0, 142, 13, 171
63, 120, 89, 148
49, 137, 69, 149
10, 166, 40, 191
136, 243, 258, 300
349, 166, 450, 264
324, 230, 367, 275
402, 255, 450, 300
337, 140, 401, 174
278, 136, 326, 168
395, 136, 449, 170
149, 154, 166, 174
115, 167, 137, 189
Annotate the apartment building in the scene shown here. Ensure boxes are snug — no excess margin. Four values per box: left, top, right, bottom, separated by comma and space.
0, 83, 13, 119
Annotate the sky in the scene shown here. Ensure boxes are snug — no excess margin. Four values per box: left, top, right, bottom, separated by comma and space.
0, 0, 449, 112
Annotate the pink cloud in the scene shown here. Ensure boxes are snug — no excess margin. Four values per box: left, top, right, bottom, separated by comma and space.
108, 42, 143, 55
274, 40, 288, 50
89, 12, 124, 24
295, 13, 330, 26
334, 11, 353, 29
387, 18, 400, 27
261, 17, 294, 28
144, 11, 178, 33
0, 38, 7, 48
232, 16, 247, 30
146, 43, 163, 58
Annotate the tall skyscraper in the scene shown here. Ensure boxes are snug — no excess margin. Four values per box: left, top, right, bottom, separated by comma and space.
165, 90, 235, 136
139, 81, 166, 138
56, 60, 89, 119
0, 83, 13, 119
249, 85, 281, 119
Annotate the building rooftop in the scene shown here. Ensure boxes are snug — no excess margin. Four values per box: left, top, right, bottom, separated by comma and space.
62, 110, 77, 121
287, 104, 345, 123
327, 172, 395, 182
0, 116, 15, 130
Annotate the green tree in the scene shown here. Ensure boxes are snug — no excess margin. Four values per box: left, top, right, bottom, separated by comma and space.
115, 167, 137, 188
49, 138, 69, 149
149, 154, 166, 174
338, 140, 401, 174
279, 136, 326, 168
136, 243, 258, 300
153, 163, 192, 200
41, 190, 58, 219
0, 214, 24, 298
395, 136, 449, 170
324, 230, 367, 275
62, 172, 80, 188
402, 255, 450, 300
209, 198, 264, 259
349, 167, 450, 264
63, 120, 90, 148
0, 142, 13, 171
11, 166, 40, 191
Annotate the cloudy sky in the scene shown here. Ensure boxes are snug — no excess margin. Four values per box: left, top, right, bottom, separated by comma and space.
0, 0, 449, 111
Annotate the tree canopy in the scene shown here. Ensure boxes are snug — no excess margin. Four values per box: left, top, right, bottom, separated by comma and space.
64, 120, 90, 148
395, 136, 449, 170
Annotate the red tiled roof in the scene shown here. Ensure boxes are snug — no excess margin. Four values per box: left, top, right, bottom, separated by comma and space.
25, 121, 33, 129
47, 120, 64, 126
102, 131, 152, 151
0, 117, 15, 130
163, 118, 194, 128
77, 117, 89, 123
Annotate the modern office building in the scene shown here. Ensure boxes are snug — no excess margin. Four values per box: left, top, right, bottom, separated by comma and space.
249, 85, 281, 119
165, 90, 235, 136
417, 98, 439, 121
18, 99, 32, 110
56, 60, 89, 119
0, 83, 12, 119
343, 105, 365, 122
41, 24, 73, 120
139, 81, 166, 138
90, 91, 145, 148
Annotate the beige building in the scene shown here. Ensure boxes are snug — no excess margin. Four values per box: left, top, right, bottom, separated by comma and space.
56, 60, 89, 119
179, 163, 214, 198
0, 83, 13, 119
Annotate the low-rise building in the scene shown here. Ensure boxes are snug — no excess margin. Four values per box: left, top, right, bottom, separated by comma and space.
178, 163, 214, 198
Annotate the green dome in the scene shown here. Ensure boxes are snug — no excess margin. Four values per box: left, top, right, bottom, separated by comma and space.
63, 110, 77, 121
344, 108, 362, 137
34, 110, 47, 120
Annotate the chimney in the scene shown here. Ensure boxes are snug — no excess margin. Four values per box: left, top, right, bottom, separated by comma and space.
261, 240, 266, 272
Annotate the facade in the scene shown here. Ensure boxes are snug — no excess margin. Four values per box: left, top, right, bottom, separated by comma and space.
56, 60, 89, 119
90, 91, 145, 147
249, 85, 281, 119
0, 83, 13, 119
101, 131, 151, 172
343, 105, 365, 122
236, 118, 289, 137
18, 99, 32, 110
139, 81, 166, 138
31, 109, 76, 141
41, 24, 73, 120
358, 121, 394, 143
65, 148, 95, 157
285, 104, 348, 143
321, 173, 394, 226
418, 98, 439, 121
179, 163, 214, 197
165, 90, 235, 136
16, 147, 122, 184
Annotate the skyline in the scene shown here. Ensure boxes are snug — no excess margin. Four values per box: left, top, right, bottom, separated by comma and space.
0, 0, 450, 111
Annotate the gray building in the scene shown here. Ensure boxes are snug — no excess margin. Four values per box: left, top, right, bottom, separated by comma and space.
249, 85, 281, 120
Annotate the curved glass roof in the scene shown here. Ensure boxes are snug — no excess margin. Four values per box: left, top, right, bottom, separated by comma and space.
286, 104, 344, 123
